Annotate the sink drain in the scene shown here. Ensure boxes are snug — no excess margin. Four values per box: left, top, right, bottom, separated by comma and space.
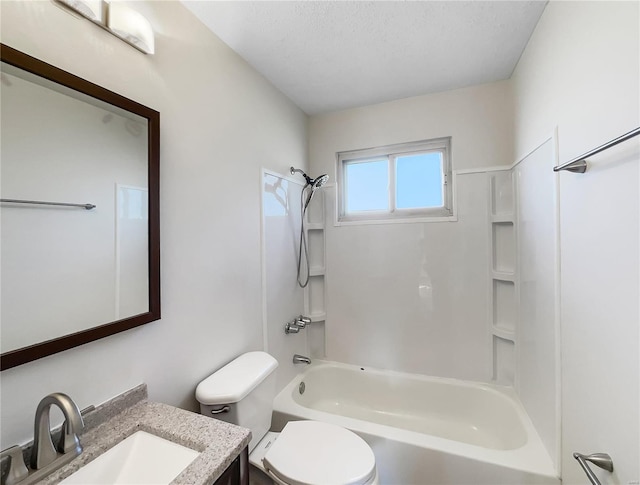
299, 381, 306, 394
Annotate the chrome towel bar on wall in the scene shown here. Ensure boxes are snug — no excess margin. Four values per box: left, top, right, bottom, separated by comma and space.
573, 452, 614, 485
553, 126, 640, 173
0, 198, 96, 210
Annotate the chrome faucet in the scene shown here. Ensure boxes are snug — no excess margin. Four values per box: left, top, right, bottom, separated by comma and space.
0, 393, 84, 485
293, 354, 311, 365
31, 393, 84, 470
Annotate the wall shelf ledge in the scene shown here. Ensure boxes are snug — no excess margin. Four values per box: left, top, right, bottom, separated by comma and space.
492, 271, 515, 282
492, 326, 516, 342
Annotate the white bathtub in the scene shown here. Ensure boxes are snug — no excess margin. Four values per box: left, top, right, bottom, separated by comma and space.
272, 361, 559, 485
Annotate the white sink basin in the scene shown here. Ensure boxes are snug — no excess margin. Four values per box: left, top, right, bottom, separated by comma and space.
61, 431, 200, 485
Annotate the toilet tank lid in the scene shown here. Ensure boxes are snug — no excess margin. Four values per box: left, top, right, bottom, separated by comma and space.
196, 351, 278, 405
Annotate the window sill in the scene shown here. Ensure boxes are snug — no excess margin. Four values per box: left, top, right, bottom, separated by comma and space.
335, 214, 458, 226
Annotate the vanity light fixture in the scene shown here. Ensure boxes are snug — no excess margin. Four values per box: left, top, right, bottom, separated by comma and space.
107, 2, 155, 55
54, 0, 155, 55
57, 0, 105, 22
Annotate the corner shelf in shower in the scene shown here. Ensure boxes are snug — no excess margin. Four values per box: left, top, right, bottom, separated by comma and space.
492, 271, 515, 282
490, 213, 514, 223
489, 171, 518, 386
308, 312, 326, 323
309, 266, 325, 277
303, 189, 327, 359
492, 325, 515, 342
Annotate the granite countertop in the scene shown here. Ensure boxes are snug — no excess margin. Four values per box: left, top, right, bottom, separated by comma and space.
37, 384, 251, 485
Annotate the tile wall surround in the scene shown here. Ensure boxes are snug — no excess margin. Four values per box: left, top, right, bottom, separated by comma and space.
261, 170, 308, 391
308, 79, 513, 381
315, 173, 493, 381
513, 139, 559, 468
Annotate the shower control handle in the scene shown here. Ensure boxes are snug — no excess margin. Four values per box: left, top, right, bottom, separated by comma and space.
294, 315, 311, 328
573, 452, 614, 485
285, 315, 312, 334
285, 321, 300, 334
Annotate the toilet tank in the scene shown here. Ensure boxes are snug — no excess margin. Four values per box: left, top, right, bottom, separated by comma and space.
196, 352, 278, 451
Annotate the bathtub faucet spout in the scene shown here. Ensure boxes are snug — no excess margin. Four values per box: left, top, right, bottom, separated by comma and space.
293, 354, 311, 365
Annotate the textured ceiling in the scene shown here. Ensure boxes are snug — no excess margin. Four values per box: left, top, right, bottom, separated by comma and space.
182, 1, 547, 115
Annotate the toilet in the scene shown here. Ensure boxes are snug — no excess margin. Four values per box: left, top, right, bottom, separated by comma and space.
196, 351, 378, 485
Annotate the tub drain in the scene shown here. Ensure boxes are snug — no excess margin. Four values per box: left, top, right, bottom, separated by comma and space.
299, 381, 306, 395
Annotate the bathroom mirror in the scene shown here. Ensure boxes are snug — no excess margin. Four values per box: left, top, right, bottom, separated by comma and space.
0, 44, 160, 370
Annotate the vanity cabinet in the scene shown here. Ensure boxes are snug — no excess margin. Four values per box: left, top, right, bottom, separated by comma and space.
213, 447, 248, 485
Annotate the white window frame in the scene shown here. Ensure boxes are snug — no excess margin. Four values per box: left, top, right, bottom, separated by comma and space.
336, 137, 455, 225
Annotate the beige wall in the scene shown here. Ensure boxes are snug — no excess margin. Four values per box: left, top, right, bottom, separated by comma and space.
512, 1, 639, 484
0, 0, 307, 447
310, 80, 513, 175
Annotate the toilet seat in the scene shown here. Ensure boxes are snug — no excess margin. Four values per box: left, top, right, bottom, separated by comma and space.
262, 421, 377, 485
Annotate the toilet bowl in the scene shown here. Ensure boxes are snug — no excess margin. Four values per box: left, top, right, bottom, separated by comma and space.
250, 422, 377, 485
196, 352, 378, 485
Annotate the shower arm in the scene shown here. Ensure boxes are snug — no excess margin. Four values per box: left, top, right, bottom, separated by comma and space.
290, 167, 328, 189
290, 167, 313, 185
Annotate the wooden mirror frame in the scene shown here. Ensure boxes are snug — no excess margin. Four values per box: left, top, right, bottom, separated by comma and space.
0, 44, 160, 370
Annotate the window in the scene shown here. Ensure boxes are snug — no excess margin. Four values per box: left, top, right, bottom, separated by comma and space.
337, 137, 453, 223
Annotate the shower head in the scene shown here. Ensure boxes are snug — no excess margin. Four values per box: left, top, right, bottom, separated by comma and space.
292, 169, 328, 289
290, 166, 329, 188
313, 174, 329, 189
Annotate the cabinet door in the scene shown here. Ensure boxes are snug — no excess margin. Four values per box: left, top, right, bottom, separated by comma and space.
213, 448, 248, 485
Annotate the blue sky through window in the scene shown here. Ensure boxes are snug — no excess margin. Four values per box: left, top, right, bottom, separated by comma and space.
345, 152, 443, 213
345, 159, 388, 212
339, 139, 451, 221
396, 152, 443, 209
